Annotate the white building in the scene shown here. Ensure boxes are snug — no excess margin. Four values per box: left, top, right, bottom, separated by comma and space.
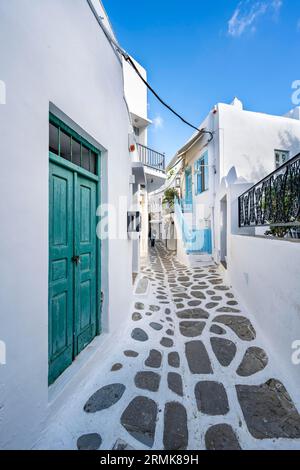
0, 0, 147, 450
166, 98, 300, 393
167, 98, 300, 265
123, 57, 167, 268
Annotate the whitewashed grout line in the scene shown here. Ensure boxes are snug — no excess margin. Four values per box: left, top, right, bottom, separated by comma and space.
34, 243, 300, 450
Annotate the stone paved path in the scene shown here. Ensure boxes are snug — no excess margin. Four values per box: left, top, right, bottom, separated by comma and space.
36, 243, 300, 450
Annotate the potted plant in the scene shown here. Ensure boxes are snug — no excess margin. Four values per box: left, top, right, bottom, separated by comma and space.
163, 188, 179, 213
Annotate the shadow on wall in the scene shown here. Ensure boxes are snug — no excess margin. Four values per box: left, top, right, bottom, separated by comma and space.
238, 128, 300, 184
220, 167, 249, 193
242, 154, 268, 183
278, 130, 300, 157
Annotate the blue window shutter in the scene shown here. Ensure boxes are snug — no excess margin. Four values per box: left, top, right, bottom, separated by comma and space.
198, 172, 202, 193
194, 161, 198, 195
197, 172, 202, 194
204, 152, 209, 190
194, 153, 209, 194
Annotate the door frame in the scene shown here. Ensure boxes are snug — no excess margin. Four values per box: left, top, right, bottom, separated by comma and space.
48, 113, 102, 384
220, 195, 228, 268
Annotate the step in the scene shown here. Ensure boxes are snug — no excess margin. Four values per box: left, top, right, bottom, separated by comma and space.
186, 251, 213, 263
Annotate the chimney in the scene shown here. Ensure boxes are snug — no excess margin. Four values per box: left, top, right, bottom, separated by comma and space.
230, 97, 243, 110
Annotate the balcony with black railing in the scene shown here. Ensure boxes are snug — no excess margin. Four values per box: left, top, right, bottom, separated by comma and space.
239, 153, 300, 235
137, 143, 165, 173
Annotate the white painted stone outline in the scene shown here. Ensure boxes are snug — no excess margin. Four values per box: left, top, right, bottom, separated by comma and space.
33, 245, 300, 450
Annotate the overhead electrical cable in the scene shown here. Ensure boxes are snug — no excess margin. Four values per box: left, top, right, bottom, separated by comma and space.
89, 1, 214, 142
124, 55, 214, 141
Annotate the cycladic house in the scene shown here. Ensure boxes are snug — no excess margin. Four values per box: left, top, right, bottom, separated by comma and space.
166, 98, 300, 393
0, 0, 143, 449
123, 56, 167, 270
167, 98, 300, 264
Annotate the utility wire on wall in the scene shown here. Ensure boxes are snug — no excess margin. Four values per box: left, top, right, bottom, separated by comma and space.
90, 1, 214, 142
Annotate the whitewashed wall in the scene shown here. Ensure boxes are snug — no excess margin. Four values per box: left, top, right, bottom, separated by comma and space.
227, 234, 300, 394
184, 102, 300, 205
182, 101, 300, 259
220, 182, 300, 397
0, 0, 133, 449
218, 103, 300, 182
123, 56, 149, 146
123, 58, 148, 123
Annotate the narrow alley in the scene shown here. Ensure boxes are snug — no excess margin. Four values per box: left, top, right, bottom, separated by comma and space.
2, 1, 300, 456
36, 243, 300, 451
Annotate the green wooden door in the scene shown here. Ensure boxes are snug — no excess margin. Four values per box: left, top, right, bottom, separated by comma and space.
74, 175, 97, 355
49, 163, 74, 384
49, 164, 97, 384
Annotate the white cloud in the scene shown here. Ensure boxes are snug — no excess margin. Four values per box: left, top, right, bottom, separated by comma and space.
152, 115, 164, 130
228, 0, 283, 37
271, 0, 283, 21
272, 0, 282, 15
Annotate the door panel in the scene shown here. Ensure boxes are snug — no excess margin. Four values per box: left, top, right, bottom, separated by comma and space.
49, 163, 98, 384
49, 164, 74, 385
74, 175, 97, 355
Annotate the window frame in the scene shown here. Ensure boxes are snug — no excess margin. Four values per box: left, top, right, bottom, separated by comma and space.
194, 151, 209, 195
49, 113, 100, 176
133, 126, 140, 137
274, 149, 290, 169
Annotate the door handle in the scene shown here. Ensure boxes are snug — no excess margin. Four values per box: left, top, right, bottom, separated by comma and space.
72, 255, 80, 266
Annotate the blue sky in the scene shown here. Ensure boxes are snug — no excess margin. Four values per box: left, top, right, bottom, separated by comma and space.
103, 0, 300, 161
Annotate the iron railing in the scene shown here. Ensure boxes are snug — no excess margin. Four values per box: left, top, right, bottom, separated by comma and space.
239, 153, 300, 228
137, 143, 165, 172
